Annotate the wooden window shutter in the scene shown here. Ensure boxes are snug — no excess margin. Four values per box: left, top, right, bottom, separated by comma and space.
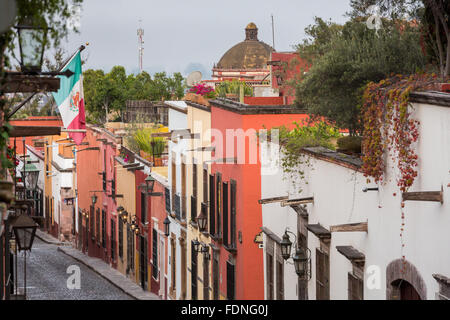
230, 180, 237, 248
316, 248, 330, 300
348, 273, 363, 300
209, 174, 215, 236
222, 182, 229, 246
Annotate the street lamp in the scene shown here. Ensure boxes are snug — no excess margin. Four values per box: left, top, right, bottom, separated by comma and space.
280, 231, 293, 260
10, 213, 38, 300
163, 216, 170, 237
91, 194, 97, 206
292, 247, 311, 279
280, 229, 312, 281
11, 214, 38, 251
15, 18, 48, 73
145, 175, 156, 193
193, 238, 201, 253
24, 164, 39, 191
196, 203, 208, 232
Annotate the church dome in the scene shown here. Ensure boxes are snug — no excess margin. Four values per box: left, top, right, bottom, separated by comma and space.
216, 23, 273, 70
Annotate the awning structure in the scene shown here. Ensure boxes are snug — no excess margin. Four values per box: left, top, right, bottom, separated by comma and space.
10, 126, 61, 137
336, 246, 365, 266
1, 75, 60, 93
307, 224, 331, 241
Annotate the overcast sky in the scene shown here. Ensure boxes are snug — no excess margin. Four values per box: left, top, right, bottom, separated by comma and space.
64, 0, 352, 78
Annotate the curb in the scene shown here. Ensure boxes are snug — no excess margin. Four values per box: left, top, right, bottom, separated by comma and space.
35, 230, 66, 246
56, 247, 139, 300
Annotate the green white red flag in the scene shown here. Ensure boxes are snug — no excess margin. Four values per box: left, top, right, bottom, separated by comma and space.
52, 51, 86, 145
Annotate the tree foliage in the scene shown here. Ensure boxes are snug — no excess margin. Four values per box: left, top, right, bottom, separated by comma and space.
349, 0, 450, 76
83, 68, 185, 124
295, 18, 427, 134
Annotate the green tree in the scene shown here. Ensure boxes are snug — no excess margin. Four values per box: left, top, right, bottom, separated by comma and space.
295, 19, 427, 135
349, 0, 450, 76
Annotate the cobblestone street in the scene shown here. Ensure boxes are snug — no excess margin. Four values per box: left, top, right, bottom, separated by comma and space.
16, 238, 133, 300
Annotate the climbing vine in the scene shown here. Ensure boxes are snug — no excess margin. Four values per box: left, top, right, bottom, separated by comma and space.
266, 120, 340, 191
362, 73, 448, 273
362, 73, 447, 192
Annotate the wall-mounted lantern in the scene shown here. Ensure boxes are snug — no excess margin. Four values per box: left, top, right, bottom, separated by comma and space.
15, 18, 47, 73
91, 194, 97, 205
163, 216, 170, 237
281, 229, 311, 281
196, 204, 208, 232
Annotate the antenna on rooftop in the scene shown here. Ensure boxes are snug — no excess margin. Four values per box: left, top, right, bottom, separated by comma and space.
137, 19, 144, 73
271, 14, 275, 51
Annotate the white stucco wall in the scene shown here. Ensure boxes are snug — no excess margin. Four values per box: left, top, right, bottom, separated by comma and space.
261, 101, 450, 300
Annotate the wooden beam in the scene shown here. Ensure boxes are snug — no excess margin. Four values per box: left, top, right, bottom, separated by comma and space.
402, 187, 443, 204
10, 126, 61, 137
336, 246, 365, 265
281, 197, 314, 207
122, 162, 141, 169
330, 222, 368, 233
187, 146, 216, 152
77, 147, 100, 152
1, 75, 60, 93
127, 165, 145, 171
258, 196, 288, 205
307, 224, 331, 240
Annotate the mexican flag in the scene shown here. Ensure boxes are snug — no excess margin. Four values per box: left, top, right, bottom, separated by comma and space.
52, 51, 86, 145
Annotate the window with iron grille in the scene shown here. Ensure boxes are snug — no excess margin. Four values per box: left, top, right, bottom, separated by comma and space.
152, 229, 158, 279
222, 182, 229, 246
96, 208, 100, 243
215, 173, 222, 239
230, 180, 237, 248
141, 192, 147, 223
209, 174, 215, 236
102, 172, 106, 191
111, 219, 116, 261
111, 178, 116, 197
193, 162, 198, 200
203, 168, 208, 203
165, 187, 171, 213
118, 218, 123, 259
102, 210, 106, 248
174, 194, 181, 220
191, 195, 197, 223
226, 261, 235, 300
191, 241, 198, 300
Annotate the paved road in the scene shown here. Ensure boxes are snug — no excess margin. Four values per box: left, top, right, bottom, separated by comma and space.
16, 238, 133, 300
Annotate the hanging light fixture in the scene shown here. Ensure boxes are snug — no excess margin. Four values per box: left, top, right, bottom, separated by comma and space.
193, 238, 201, 253
145, 175, 156, 194
280, 232, 293, 260
163, 216, 170, 237
24, 164, 40, 190
196, 203, 208, 232
15, 17, 48, 73
11, 214, 38, 251
91, 194, 98, 205
280, 229, 312, 281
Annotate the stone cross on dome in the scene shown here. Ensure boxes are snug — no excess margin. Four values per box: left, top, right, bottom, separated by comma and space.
245, 22, 258, 41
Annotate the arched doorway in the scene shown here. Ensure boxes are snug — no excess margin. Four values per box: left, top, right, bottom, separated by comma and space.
386, 259, 427, 300
391, 279, 421, 300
